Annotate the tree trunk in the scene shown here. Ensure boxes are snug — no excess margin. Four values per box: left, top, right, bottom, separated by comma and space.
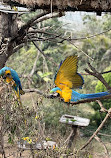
0, 13, 18, 68
0, 12, 18, 155
1, 12, 18, 38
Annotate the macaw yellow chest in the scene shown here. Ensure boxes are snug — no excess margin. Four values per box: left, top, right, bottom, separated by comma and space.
61, 87, 72, 102
6, 77, 15, 86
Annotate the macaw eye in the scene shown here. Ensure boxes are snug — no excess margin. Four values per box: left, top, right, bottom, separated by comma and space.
7, 73, 10, 76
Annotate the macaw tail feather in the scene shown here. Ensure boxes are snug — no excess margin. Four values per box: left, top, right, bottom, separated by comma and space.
71, 90, 110, 102
14, 90, 23, 109
81, 91, 109, 99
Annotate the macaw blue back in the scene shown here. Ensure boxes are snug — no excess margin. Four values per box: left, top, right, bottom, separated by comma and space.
70, 90, 82, 102
10, 69, 22, 90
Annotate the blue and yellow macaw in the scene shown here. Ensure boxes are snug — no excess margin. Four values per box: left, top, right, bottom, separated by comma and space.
0, 67, 25, 101
50, 56, 109, 102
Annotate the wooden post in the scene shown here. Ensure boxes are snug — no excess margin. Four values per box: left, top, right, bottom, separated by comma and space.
67, 125, 78, 148
59, 114, 90, 148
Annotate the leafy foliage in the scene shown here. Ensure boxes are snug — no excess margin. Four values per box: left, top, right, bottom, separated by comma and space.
91, 67, 111, 126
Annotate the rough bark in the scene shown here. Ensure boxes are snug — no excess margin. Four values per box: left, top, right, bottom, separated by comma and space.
1, 13, 18, 38
4, 0, 111, 13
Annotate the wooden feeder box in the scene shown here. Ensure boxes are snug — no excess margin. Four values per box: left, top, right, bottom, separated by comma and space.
59, 114, 90, 148
59, 114, 90, 126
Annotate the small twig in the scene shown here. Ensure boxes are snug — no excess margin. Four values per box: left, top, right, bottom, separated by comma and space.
79, 111, 110, 151
30, 144, 35, 158
59, 27, 111, 43
94, 135, 109, 158
101, 70, 111, 74
96, 100, 108, 112
61, 130, 74, 147
28, 36, 47, 58
69, 41, 93, 60
29, 51, 40, 77
28, 36, 58, 66
80, 70, 111, 76
50, 0, 53, 14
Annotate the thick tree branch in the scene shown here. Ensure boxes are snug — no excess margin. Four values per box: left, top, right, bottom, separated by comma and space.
85, 63, 111, 90
79, 110, 110, 151
13, 43, 24, 53
18, 11, 49, 35
32, 12, 64, 26
24, 88, 59, 98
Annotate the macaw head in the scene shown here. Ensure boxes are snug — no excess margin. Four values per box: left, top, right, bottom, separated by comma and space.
0, 67, 11, 77
2, 70, 12, 79
50, 87, 61, 93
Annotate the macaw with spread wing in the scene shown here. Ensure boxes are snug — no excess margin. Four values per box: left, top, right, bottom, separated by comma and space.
50, 56, 109, 102
0, 67, 25, 101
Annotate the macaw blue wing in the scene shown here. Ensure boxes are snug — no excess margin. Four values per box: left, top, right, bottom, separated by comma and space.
0, 67, 24, 95
10, 69, 22, 90
54, 56, 84, 90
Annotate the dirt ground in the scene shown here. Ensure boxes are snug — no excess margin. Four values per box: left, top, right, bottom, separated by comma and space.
0, 137, 111, 158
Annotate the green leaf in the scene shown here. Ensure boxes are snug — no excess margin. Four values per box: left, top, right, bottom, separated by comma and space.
70, 119, 76, 122
89, 154, 93, 158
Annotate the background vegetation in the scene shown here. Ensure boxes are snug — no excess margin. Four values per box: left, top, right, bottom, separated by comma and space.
2, 11, 111, 157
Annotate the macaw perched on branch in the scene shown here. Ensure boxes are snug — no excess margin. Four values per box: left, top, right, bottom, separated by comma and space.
0, 67, 25, 101
50, 56, 109, 102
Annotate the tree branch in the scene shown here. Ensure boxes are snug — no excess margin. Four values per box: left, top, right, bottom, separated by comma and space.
28, 36, 58, 66
29, 51, 40, 77
69, 41, 93, 60
32, 12, 64, 26
24, 88, 59, 98
19, 11, 50, 34
69, 94, 111, 105
59, 27, 111, 43
96, 100, 108, 112
94, 135, 109, 158
79, 110, 110, 151
85, 63, 111, 90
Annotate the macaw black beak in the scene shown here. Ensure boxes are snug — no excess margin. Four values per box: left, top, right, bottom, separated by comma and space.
2, 74, 7, 79
2, 73, 11, 79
